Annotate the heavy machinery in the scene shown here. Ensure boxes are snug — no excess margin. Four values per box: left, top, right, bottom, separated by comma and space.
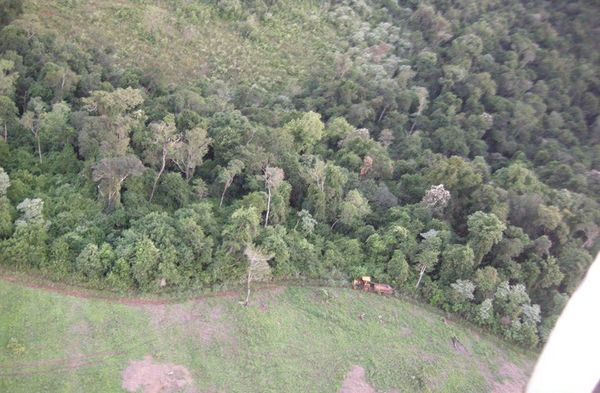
352, 276, 394, 295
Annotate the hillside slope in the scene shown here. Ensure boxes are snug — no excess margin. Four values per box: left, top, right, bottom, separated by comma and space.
19, 0, 338, 88
0, 279, 534, 392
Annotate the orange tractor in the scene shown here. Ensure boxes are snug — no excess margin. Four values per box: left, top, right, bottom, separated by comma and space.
352, 276, 394, 295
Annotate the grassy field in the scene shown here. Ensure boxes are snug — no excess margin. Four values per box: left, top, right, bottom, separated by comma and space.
0, 278, 536, 392
20, 0, 338, 88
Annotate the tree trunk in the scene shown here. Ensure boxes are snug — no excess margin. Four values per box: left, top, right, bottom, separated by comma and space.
3, 123, 7, 143
264, 187, 271, 227
408, 118, 418, 136
184, 152, 193, 183
415, 265, 426, 289
37, 134, 42, 163
60, 72, 66, 100
330, 218, 339, 230
149, 153, 166, 202
219, 183, 229, 208
243, 272, 251, 306
377, 105, 388, 124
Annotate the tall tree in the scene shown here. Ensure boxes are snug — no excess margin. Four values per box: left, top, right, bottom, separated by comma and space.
144, 114, 180, 202
439, 244, 475, 284
39, 101, 75, 151
217, 159, 244, 208
0, 166, 9, 197
414, 233, 442, 289
0, 59, 18, 97
79, 88, 145, 159
332, 189, 371, 229
0, 95, 17, 143
40, 62, 79, 103
15, 198, 44, 226
262, 166, 284, 227
92, 155, 145, 210
20, 97, 46, 163
242, 244, 273, 306
0, 167, 11, 238
283, 111, 324, 153
421, 184, 451, 215
171, 126, 212, 182
301, 157, 347, 221
221, 206, 260, 255
467, 211, 506, 264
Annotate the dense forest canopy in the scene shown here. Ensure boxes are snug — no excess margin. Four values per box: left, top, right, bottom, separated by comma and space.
0, 0, 598, 348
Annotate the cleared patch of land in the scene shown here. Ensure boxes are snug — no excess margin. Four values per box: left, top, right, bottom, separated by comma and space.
0, 279, 535, 392
19, 0, 337, 88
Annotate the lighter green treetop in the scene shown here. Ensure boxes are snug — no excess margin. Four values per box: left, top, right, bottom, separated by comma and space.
0, 166, 9, 197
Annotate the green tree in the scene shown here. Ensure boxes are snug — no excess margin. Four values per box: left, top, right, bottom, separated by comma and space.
0, 167, 12, 238
534, 204, 562, 235
1, 223, 48, 268
262, 166, 284, 227
75, 243, 114, 280
218, 159, 244, 208
538, 256, 564, 289
474, 266, 500, 299
0, 166, 9, 196
106, 258, 134, 290
79, 88, 145, 159
0, 59, 18, 97
40, 62, 79, 103
15, 197, 44, 226
295, 209, 316, 235
332, 189, 371, 229
301, 157, 348, 221
221, 206, 260, 255
414, 234, 442, 289
439, 244, 475, 284
39, 101, 75, 151
259, 226, 292, 277
283, 111, 324, 153
143, 114, 180, 202
131, 236, 160, 290
558, 244, 592, 294
171, 126, 212, 182
493, 163, 542, 194
387, 250, 409, 285
92, 155, 146, 210
0, 95, 17, 142
20, 97, 47, 163
467, 211, 506, 264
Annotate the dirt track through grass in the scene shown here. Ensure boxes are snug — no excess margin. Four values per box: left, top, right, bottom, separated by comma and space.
0, 278, 536, 392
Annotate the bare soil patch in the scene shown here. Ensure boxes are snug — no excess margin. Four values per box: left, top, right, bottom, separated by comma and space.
492, 361, 529, 393
250, 286, 285, 312
400, 326, 413, 336
420, 352, 437, 363
451, 336, 469, 355
144, 302, 233, 347
122, 355, 196, 393
339, 365, 376, 393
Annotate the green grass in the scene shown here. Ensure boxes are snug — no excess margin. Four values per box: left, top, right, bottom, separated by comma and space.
0, 280, 536, 392
20, 0, 338, 89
